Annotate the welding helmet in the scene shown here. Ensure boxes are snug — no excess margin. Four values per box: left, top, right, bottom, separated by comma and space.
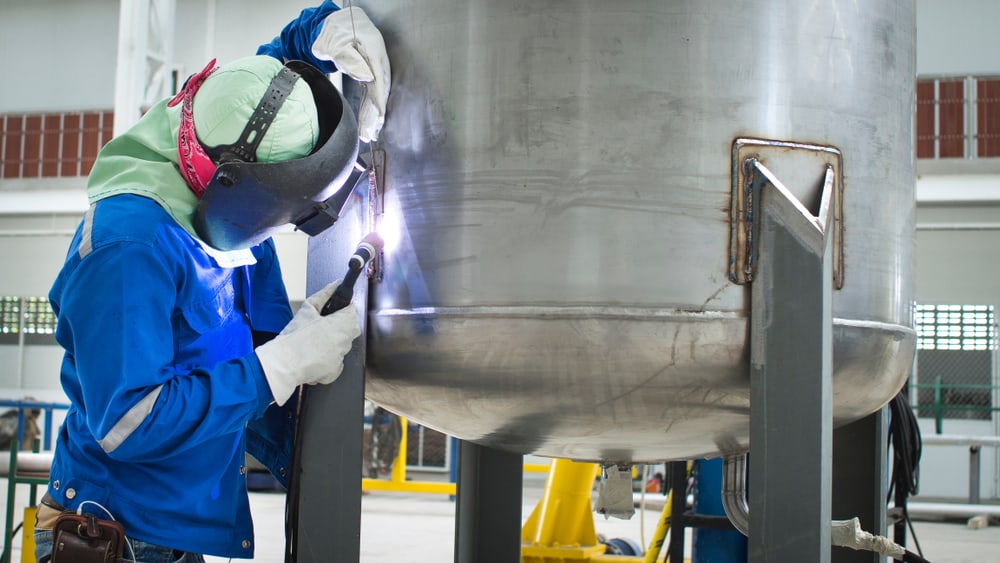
170, 56, 359, 251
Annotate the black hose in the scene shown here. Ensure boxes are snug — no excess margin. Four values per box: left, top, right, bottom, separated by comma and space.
888, 391, 926, 559
888, 392, 922, 499
903, 548, 933, 563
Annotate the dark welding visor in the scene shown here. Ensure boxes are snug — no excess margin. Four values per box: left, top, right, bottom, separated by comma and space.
193, 60, 359, 251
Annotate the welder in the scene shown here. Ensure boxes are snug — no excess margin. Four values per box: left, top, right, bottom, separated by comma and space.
33, 2, 390, 561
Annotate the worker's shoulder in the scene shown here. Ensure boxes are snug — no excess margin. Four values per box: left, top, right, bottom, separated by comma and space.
87, 194, 188, 250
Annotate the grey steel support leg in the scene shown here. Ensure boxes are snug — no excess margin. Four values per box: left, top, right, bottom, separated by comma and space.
748, 176, 833, 562
291, 343, 366, 563
293, 224, 371, 563
832, 410, 889, 563
454, 441, 523, 563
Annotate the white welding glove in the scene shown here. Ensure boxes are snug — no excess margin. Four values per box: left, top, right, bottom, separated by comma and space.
255, 280, 362, 406
312, 6, 391, 143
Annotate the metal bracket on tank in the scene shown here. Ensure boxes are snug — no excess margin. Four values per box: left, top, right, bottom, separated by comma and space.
367, 148, 387, 282
728, 138, 844, 288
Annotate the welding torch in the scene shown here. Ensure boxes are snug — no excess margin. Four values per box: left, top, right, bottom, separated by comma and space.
320, 232, 384, 316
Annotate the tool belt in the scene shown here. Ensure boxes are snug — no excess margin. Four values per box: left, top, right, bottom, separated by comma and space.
38, 493, 126, 563
35, 493, 64, 531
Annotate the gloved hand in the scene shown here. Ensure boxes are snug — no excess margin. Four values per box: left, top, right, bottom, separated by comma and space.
311, 6, 391, 143
255, 280, 362, 406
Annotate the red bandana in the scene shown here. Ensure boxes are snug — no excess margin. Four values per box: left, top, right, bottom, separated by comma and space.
167, 59, 219, 198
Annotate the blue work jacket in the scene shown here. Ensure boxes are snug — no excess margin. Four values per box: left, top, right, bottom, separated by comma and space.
47, 194, 294, 557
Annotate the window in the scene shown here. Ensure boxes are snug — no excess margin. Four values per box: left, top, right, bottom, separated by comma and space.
979, 78, 1000, 158
1, 111, 114, 179
915, 76, 1000, 159
916, 304, 994, 351
0, 297, 20, 335
0, 296, 57, 344
914, 304, 995, 421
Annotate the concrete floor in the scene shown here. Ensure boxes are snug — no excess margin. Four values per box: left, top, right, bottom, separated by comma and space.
4, 477, 999, 562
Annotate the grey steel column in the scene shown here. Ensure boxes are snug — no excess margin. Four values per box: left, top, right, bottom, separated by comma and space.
293, 208, 371, 562
292, 345, 366, 563
832, 410, 888, 563
454, 441, 523, 563
748, 167, 833, 562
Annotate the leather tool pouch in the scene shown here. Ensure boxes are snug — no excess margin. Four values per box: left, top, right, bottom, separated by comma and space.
50, 511, 125, 563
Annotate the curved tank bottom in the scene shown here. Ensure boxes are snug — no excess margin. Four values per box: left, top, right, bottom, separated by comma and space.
366, 308, 914, 463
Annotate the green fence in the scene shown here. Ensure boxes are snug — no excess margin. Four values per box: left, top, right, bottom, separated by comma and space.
913, 377, 998, 434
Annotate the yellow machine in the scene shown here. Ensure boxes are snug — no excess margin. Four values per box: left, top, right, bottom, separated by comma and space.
19, 507, 35, 563
521, 459, 679, 563
361, 416, 456, 495
360, 421, 682, 562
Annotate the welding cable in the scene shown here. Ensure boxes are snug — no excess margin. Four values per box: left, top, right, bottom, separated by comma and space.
902, 550, 933, 563
831, 518, 932, 563
887, 391, 925, 557
889, 392, 922, 499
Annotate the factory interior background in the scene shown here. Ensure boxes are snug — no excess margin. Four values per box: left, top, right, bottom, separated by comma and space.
1, 0, 1000, 562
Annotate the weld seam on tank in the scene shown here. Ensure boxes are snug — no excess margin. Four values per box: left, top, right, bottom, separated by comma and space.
374, 306, 746, 318
833, 318, 918, 335
376, 308, 918, 332
372, 306, 916, 324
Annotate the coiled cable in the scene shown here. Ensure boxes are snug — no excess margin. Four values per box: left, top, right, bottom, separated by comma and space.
887, 391, 925, 559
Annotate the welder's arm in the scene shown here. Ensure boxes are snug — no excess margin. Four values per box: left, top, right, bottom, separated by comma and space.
245, 238, 297, 485
248, 238, 294, 346
258, 1, 391, 143
61, 243, 276, 462
256, 1, 340, 72
310, 6, 391, 143
255, 280, 362, 406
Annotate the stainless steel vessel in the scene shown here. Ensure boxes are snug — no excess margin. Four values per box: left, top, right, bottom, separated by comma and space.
357, 0, 916, 462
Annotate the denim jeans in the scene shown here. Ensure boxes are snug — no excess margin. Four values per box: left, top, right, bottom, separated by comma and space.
35, 529, 206, 563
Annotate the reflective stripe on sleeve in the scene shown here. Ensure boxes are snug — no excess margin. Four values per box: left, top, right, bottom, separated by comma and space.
98, 385, 163, 454
79, 204, 95, 259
